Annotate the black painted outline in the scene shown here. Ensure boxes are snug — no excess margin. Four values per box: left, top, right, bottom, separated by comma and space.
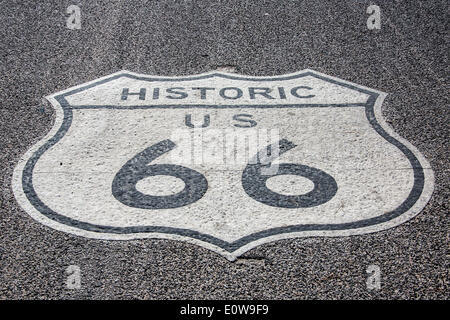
21, 71, 425, 252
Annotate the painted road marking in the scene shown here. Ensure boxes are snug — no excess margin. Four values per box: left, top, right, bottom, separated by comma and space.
12, 70, 434, 260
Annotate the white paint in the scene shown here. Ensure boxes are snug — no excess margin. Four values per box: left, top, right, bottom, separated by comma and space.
266, 175, 315, 196
136, 175, 186, 196
12, 70, 434, 261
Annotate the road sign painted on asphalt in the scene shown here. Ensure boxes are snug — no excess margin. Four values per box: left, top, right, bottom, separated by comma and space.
12, 70, 434, 260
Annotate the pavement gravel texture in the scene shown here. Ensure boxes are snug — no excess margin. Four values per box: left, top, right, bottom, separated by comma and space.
0, 0, 448, 299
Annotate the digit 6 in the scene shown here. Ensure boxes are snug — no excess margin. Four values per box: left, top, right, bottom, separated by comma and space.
112, 139, 208, 209
241, 139, 338, 208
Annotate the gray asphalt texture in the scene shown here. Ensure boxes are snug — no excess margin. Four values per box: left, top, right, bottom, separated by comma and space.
0, 0, 448, 299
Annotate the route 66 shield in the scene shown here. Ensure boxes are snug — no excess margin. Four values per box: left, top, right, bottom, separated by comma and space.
12, 70, 434, 260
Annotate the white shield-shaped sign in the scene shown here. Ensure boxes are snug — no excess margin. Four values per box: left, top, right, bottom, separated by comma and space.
13, 70, 434, 260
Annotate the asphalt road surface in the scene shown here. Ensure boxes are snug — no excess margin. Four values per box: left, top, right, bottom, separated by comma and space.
0, 0, 448, 299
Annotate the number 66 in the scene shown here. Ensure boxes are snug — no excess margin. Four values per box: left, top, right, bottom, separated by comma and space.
112, 139, 337, 209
